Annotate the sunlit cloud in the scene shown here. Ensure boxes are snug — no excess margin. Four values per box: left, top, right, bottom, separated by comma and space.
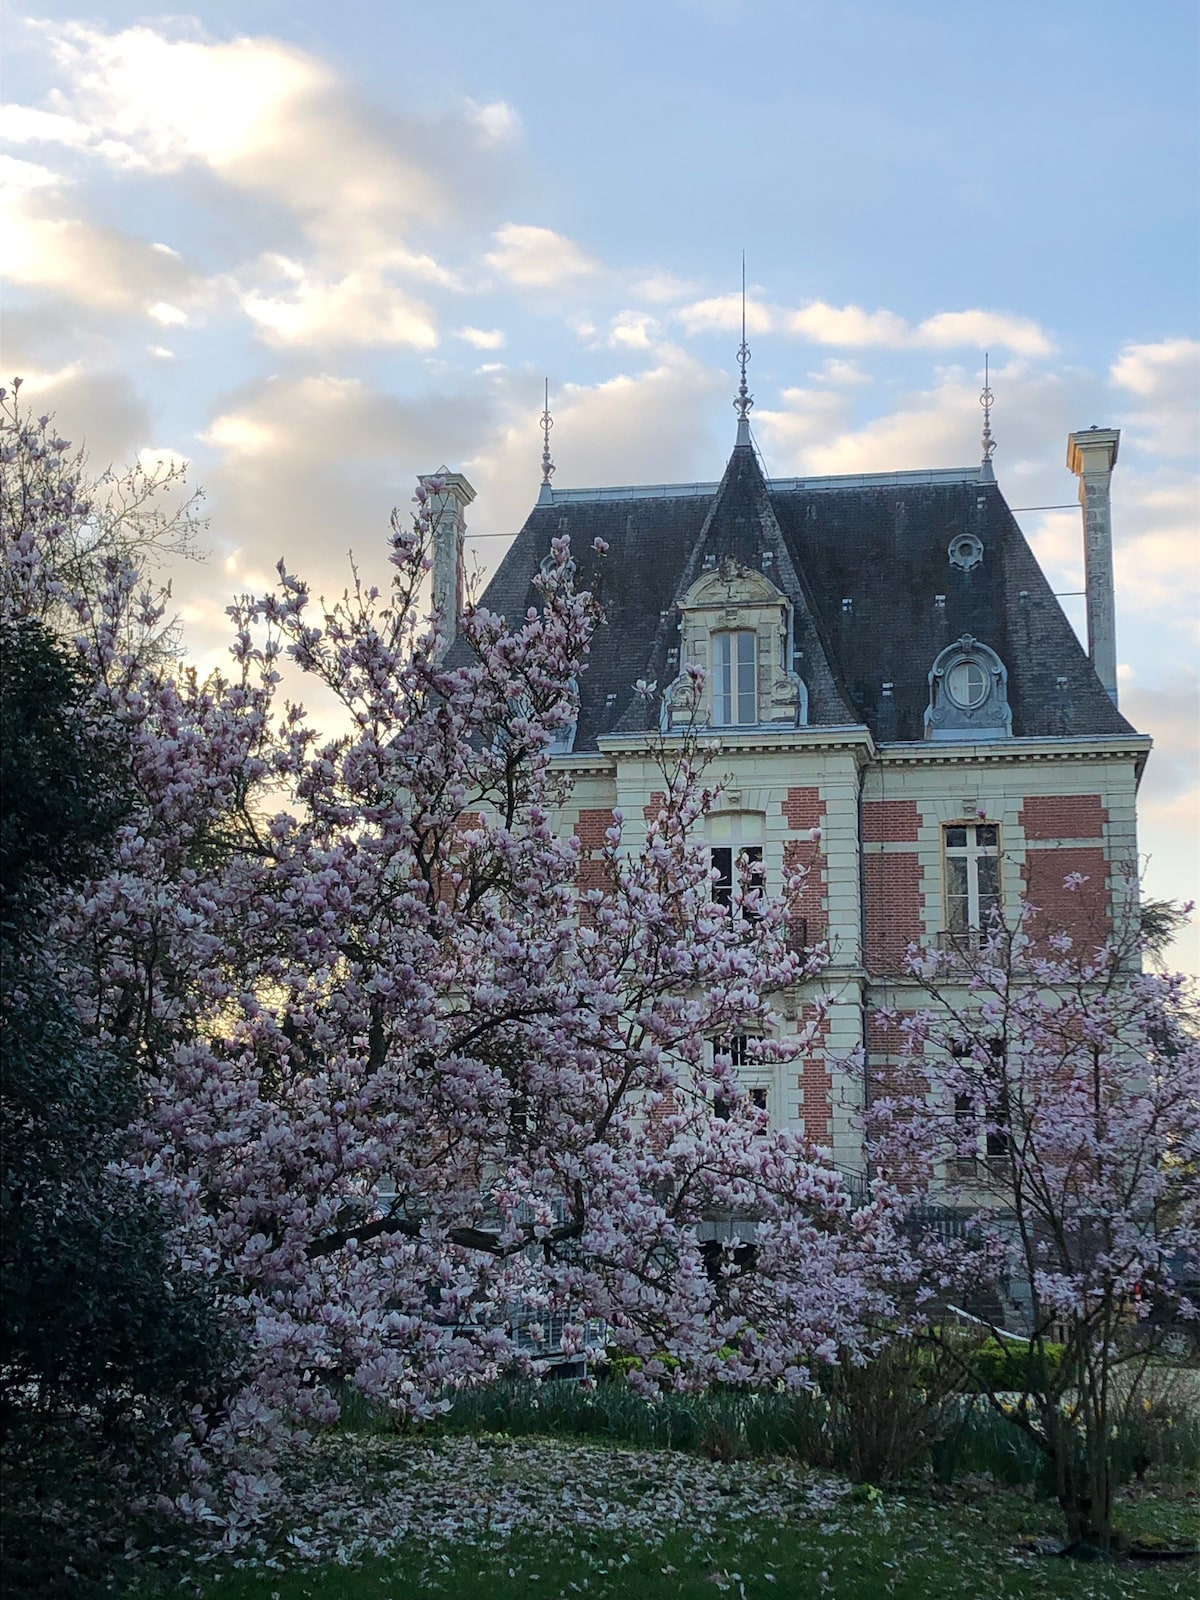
677, 294, 1055, 355
485, 223, 602, 288
455, 326, 507, 350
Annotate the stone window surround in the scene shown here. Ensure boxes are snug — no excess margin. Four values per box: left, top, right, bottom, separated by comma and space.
662, 562, 808, 733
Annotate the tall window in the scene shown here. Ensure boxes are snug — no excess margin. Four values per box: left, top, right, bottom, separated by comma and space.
708, 811, 766, 919
712, 630, 757, 726
943, 823, 1000, 936
712, 1035, 769, 1121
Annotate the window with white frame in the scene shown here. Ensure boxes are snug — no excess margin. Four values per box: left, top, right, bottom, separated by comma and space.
951, 1039, 1011, 1161
943, 823, 1000, 936
712, 1034, 770, 1121
711, 630, 757, 726
708, 811, 765, 917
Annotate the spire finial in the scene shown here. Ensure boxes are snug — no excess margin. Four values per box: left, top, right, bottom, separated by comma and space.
539, 378, 555, 497
734, 253, 753, 446
979, 352, 996, 478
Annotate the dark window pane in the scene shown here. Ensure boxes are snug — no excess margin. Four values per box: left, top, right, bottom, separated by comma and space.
946, 856, 969, 933
977, 853, 1001, 914
711, 847, 733, 907
946, 826, 967, 849
749, 1086, 768, 1111
976, 824, 999, 847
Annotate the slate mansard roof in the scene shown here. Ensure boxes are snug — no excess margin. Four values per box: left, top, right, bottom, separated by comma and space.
473, 441, 1139, 751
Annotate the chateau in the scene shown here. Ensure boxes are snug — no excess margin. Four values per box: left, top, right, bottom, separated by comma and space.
430, 385, 1149, 1179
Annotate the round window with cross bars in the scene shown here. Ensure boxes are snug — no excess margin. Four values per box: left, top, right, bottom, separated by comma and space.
946, 659, 989, 709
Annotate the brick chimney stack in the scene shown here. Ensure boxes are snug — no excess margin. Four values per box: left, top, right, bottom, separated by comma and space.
419, 466, 476, 660
1067, 427, 1120, 707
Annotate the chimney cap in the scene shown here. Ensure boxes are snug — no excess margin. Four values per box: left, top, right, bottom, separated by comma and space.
419, 466, 477, 504
1067, 428, 1120, 475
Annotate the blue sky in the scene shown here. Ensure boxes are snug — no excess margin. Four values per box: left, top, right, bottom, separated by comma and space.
3, 1, 1197, 965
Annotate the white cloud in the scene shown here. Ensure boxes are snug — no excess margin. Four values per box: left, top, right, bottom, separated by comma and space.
676, 293, 1055, 355
486, 223, 601, 288
608, 310, 659, 351
1110, 338, 1200, 460
148, 301, 189, 326
466, 353, 723, 547
242, 262, 437, 350
913, 310, 1056, 357
148, 344, 175, 359
807, 359, 871, 386
454, 326, 506, 350
631, 270, 700, 304
12, 21, 478, 270
2, 188, 200, 315
677, 293, 772, 337
464, 98, 520, 143
784, 300, 909, 347
0, 153, 63, 189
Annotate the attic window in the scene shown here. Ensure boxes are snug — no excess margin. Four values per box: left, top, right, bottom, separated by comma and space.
712, 631, 757, 726
946, 659, 988, 710
926, 635, 1012, 742
948, 533, 984, 571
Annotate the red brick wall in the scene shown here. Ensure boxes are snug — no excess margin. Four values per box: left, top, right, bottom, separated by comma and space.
784, 840, 826, 944
863, 853, 923, 972
781, 787, 827, 945
797, 1007, 833, 1145
781, 786, 822, 830
643, 790, 668, 824
862, 800, 921, 844
1022, 846, 1110, 945
573, 807, 617, 908
575, 807, 615, 851
1019, 794, 1107, 840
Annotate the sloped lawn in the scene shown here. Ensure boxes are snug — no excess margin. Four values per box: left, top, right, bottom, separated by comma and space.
126, 1434, 1197, 1599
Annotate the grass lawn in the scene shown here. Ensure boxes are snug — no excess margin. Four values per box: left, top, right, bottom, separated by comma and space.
125, 1434, 1197, 1600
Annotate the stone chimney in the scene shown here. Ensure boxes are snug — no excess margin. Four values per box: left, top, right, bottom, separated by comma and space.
1066, 427, 1120, 706
419, 465, 476, 659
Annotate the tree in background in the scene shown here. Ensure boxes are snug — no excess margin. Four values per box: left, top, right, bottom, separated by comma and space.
868, 907, 1200, 1553
0, 615, 226, 1595
3, 389, 884, 1532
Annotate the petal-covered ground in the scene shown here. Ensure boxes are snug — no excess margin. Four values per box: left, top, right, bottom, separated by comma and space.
216, 1433, 852, 1569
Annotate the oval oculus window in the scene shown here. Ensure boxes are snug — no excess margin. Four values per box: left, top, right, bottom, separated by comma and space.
946, 659, 989, 709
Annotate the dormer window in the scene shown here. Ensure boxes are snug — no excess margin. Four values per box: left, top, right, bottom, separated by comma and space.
712, 630, 757, 725
662, 563, 806, 733
926, 635, 1012, 741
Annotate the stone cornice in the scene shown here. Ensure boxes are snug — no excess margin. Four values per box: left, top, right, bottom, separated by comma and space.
594, 726, 878, 762
877, 735, 1151, 778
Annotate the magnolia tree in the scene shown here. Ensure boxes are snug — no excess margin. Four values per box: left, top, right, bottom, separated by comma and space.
2, 393, 892, 1528
869, 906, 1200, 1552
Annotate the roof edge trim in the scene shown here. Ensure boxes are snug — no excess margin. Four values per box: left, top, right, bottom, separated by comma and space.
548, 465, 985, 504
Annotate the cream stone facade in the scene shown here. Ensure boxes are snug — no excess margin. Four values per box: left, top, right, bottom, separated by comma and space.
445, 418, 1149, 1183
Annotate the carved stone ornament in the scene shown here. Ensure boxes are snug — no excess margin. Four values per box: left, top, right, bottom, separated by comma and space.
661, 562, 808, 732
925, 634, 1011, 741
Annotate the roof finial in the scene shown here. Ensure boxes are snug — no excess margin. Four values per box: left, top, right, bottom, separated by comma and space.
734, 253, 753, 446
539, 378, 555, 502
979, 352, 996, 480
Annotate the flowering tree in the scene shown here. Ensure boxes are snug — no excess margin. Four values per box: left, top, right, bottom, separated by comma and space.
3, 391, 883, 1527
869, 907, 1200, 1552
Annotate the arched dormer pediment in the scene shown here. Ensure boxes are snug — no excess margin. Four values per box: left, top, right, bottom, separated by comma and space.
680, 562, 783, 611
662, 558, 808, 733
925, 634, 1012, 741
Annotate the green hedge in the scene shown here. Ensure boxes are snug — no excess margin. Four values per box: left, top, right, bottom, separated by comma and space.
961, 1337, 1066, 1393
